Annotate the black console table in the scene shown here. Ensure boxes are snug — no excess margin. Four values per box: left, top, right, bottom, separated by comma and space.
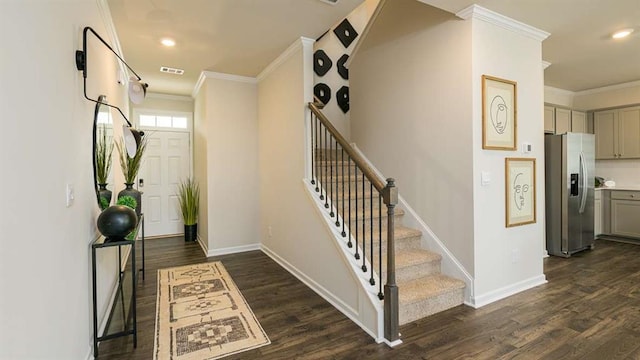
91, 214, 144, 358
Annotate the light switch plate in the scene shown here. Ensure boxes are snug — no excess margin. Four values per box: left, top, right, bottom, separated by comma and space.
66, 184, 74, 207
481, 171, 491, 186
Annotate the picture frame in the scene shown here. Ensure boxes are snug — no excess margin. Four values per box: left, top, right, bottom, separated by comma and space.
482, 75, 517, 150
505, 158, 536, 227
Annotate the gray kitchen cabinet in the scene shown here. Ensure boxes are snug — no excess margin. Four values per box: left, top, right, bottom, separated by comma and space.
571, 110, 587, 133
610, 190, 640, 238
544, 106, 555, 133
595, 106, 640, 159
555, 108, 571, 134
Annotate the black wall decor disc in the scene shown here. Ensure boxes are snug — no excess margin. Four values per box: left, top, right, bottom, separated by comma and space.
313, 49, 332, 77
333, 19, 358, 48
336, 86, 349, 113
314, 83, 332, 105
337, 54, 349, 80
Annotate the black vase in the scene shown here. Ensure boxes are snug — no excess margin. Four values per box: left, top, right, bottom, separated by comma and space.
97, 205, 138, 241
184, 224, 197, 242
118, 183, 142, 216
98, 183, 112, 210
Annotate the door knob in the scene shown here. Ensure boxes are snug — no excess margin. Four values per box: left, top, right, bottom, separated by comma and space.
139, 178, 144, 188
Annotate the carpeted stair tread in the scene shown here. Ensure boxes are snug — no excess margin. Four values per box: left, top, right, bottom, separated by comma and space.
399, 274, 465, 305
395, 249, 441, 268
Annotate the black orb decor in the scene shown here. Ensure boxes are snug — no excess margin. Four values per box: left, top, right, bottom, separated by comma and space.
97, 205, 138, 241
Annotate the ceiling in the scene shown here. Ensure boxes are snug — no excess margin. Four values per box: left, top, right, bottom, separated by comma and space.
108, 0, 640, 96
107, 0, 363, 96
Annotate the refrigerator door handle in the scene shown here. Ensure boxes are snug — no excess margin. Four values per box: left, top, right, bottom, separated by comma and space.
579, 151, 588, 214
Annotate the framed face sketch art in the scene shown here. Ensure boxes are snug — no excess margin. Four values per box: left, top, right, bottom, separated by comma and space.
482, 75, 517, 150
505, 158, 536, 227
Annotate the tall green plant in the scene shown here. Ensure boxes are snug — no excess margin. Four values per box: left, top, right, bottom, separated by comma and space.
115, 134, 148, 184
177, 178, 200, 225
96, 125, 113, 184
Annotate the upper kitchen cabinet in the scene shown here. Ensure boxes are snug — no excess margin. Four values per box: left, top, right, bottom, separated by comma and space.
571, 110, 587, 133
544, 106, 555, 133
544, 105, 589, 135
595, 106, 640, 159
555, 108, 571, 134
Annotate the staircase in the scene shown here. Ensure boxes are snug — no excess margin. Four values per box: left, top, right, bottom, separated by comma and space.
316, 159, 465, 325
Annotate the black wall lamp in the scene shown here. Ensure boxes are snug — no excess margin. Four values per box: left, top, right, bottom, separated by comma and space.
75, 26, 148, 157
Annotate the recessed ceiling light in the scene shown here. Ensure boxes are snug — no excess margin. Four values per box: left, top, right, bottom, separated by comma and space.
612, 29, 634, 39
161, 38, 176, 47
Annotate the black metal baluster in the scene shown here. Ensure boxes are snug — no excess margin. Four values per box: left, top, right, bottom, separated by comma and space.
324, 128, 329, 208
341, 148, 346, 237
378, 194, 383, 299
319, 123, 324, 200
362, 171, 366, 272
329, 138, 334, 216
315, 116, 320, 193
370, 182, 375, 284
334, 140, 340, 225
354, 158, 359, 260
347, 156, 352, 248
310, 113, 315, 186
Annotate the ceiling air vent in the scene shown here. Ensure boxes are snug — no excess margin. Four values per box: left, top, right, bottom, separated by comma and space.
319, 0, 339, 4
160, 66, 184, 75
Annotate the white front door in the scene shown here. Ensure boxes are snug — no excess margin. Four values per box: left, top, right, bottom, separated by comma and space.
138, 130, 191, 237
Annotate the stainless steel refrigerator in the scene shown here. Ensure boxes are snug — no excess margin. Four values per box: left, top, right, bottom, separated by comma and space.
545, 132, 595, 257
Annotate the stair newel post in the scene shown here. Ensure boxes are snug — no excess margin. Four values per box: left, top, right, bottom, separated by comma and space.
382, 178, 400, 343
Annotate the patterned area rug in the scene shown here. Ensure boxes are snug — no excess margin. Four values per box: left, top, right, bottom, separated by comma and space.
154, 262, 270, 360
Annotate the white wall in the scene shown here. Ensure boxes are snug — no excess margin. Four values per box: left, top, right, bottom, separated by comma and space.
469, 11, 548, 303
544, 86, 574, 108
200, 74, 260, 253
574, 82, 640, 110
0, 0, 127, 358
131, 92, 194, 113
193, 83, 209, 249
258, 38, 381, 338
350, 0, 476, 275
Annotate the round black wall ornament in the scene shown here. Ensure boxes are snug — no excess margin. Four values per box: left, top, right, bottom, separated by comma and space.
336, 86, 349, 113
313, 50, 332, 77
337, 54, 349, 80
333, 19, 359, 48
314, 83, 332, 105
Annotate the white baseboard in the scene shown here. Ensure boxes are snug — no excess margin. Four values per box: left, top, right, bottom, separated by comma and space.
260, 244, 381, 341
470, 274, 548, 308
207, 243, 261, 257
197, 237, 208, 256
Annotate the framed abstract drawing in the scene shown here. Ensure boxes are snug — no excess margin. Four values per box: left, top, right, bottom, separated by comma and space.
482, 75, 517, 150
505, 157, 536, 227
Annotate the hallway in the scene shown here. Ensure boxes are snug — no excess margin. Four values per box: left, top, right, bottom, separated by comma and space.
98, 238, 640, 359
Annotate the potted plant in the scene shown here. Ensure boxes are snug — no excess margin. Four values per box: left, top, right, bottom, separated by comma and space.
115, 135, 148, 216
177, 177, 200, 242
96, 124, 113, 209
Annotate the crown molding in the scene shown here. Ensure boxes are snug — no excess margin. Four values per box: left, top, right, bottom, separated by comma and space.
146, 92, 193, 102
191, 71, 257, 97
574, 80, 640, 97
456, 4, 550, 42
257, 37, 315, 82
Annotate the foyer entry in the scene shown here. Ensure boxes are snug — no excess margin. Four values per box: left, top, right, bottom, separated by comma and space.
136, 111, 192, 237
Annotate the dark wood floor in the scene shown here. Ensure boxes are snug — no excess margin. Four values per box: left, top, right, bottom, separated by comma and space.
97, 238, 640, 359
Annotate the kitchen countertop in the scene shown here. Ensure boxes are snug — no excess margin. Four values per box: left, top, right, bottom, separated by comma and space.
596, 185, 640, 191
